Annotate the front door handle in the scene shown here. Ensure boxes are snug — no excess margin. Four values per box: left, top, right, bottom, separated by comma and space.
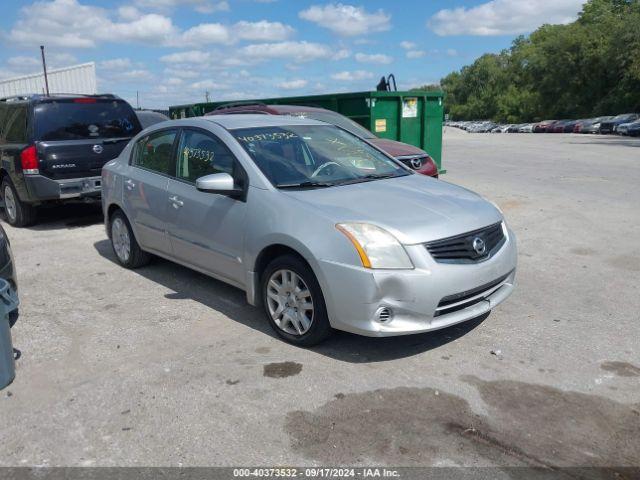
169, 195, 184, 208
125, 179, 135, 190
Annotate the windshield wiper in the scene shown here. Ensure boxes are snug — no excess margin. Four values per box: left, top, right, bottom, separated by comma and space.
102, 137, 132, 144
276, 181, 335, 189
335, 173, 402, 185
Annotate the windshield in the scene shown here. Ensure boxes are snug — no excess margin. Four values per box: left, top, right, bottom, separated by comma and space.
35, 100, 141, 141
288, 111, 376, 139
232, 125, 409, 188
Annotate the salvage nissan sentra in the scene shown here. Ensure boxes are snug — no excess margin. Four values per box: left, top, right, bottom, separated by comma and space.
102, 115, 517, 346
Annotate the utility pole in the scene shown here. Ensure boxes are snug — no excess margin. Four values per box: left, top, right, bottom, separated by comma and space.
136, 90, 140, 109
205, 91, 210, 103
40, 45, 50, 96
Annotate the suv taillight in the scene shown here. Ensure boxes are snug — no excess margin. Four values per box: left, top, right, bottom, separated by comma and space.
21, 145, 39, 175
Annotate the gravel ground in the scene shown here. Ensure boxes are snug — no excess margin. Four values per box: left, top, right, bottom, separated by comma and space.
1, 130, 639, 468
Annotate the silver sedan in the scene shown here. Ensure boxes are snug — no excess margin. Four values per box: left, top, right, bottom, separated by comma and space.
102, 115, 517, 345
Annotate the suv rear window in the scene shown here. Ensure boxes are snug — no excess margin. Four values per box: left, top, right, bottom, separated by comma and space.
34, 99, 141, 141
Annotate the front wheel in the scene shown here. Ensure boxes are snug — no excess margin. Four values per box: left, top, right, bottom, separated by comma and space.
261, 255, 332, 346
109, 210, 150, 268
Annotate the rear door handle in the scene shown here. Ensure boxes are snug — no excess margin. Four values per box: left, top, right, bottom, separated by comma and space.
125, 179, 135, 190
169, 195, 184, 208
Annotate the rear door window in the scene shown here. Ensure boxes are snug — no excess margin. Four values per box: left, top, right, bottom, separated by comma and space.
34, 99, 141, 141
4, 106, 28, 143
132, 130, 177, 175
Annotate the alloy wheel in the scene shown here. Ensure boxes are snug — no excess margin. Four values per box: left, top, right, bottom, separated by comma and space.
3, 186, 16, 223
266, 269, 314, 336
111, 217, 131, 263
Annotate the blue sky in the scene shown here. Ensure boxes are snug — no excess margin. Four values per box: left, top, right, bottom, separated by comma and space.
0, 0, 586, 108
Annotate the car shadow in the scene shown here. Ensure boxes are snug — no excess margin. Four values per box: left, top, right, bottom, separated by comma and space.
1, 203, 103, 231
94, 239, 488, 363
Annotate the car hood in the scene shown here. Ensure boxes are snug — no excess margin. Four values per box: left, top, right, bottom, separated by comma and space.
282, 174, 502, 245
368, 138, 426, 158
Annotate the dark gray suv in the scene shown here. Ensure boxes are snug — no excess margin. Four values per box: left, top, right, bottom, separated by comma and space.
0, 94, 141, 226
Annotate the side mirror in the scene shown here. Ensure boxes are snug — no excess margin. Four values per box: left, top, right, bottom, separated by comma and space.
196, 173, 242, 198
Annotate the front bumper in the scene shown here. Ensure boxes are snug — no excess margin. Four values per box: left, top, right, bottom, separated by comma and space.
24, 175, 102, 203
317, 227, 517, 336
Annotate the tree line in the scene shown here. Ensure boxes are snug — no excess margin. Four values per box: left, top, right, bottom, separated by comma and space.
417, 0, 640, 122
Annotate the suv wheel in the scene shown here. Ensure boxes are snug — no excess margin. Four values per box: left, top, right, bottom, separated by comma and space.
109, 210, 150, 268
261, 254, 332, 346
1, 179, 36, 227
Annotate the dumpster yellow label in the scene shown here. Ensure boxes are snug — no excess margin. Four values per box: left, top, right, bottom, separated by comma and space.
402, 97, 418, 118
375, 119, 387, 132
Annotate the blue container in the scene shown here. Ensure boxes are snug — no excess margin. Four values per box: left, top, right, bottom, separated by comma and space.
0, 278, 19, 390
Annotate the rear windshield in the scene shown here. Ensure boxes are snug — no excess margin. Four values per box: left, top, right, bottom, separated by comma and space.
34, 100, 141, 141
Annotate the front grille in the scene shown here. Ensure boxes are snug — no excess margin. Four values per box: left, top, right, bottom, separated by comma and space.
396, 154, 428, 170
434, 271, 512, 317
425, 222, 505, 263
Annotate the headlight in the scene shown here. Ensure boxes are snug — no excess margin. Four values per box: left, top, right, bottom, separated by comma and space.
336, 223, 414, 269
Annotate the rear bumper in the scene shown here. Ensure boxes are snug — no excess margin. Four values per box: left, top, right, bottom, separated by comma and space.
23, 175, 102, 203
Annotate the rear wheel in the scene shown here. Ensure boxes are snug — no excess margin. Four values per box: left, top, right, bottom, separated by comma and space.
1, 179, 36, 227
109, 210, 150, 268
261, 254, 332, 346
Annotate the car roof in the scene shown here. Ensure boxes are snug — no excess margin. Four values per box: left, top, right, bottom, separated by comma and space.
197, 114, 330, 130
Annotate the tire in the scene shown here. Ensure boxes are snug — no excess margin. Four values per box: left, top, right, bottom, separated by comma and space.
109, 210, 150, 269
261, 254, 332, 346
1, 179, 37, 227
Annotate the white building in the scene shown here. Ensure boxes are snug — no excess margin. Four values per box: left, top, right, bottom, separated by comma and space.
0, 62, 97, 98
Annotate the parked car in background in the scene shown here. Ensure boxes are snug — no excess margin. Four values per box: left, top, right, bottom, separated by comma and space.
626, 121, 640, 137
102, 115, 517, 346
617, 119, 640, 136
0, 94, 142, 227
207, 104, 438, 177
533, 120, 557, 133
519, 124, 535, 133
599, 113, 639, 134
135, 110, 169, 129
580, 116, 613, 134
0, 223, 18, 328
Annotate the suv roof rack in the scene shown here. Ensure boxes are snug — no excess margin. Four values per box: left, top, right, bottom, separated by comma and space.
0, 93, 119, 102
213, 101, 268, 111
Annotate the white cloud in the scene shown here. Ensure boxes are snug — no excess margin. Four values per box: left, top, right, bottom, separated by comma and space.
277, 79, 308, 90
118, 6, 141, 20
166, 77, 184, 85
240, 41, 333, 63
406, 50, 426, 59
160, 50, 212, 63
333, 49, 351, 60
400, 41, 416, 50
429, 0, 584, 36
178, 23, 231, 45
4, 52, 79, 75
355, 52, 392, 64
189, 79, 230, 90
330, 70, 373, 81
194, 1, 230, 13
133, 0, 229, 13
163, 67, 201, 78
119, 69, 153, 80
234, 21, 295, 42
299, 3, 391, 36
6, 0, 293, 49
8, 0, 177, 48
99, 58, 134, 70
446, 48, 459, 57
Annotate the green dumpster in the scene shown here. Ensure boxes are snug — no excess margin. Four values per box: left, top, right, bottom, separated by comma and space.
169, 90, 445, 172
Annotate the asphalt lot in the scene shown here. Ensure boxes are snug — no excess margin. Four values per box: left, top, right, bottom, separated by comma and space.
1, 130, 639, 468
